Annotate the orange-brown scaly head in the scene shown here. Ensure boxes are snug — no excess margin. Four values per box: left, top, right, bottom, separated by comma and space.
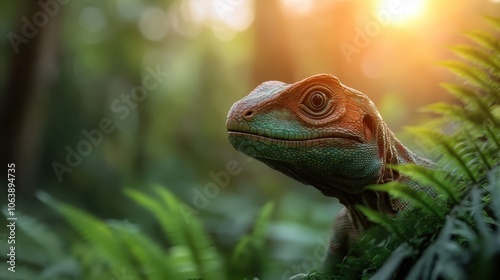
226, 74, 399, 196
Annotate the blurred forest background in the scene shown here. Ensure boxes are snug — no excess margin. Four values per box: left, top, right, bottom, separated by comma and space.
1, 0, 500, 279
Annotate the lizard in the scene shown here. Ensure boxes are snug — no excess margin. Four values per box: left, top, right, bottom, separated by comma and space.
225, 74, 434, 277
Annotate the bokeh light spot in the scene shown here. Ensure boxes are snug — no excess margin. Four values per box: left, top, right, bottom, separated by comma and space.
181, 0, 254, 40
377, 0, 427, 25
115, 0, 143, 21
139, 7, 168, 41
79, 7, 107, 33
280, 0, 314, 14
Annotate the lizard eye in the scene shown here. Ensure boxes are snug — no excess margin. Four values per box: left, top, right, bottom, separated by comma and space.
309, 92, 326, 110
300, 87, 334, 118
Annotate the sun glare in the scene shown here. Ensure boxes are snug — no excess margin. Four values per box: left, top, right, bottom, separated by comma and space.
182, 0, 254, 40
377, 0, 427, 25
280, 0, 314, 15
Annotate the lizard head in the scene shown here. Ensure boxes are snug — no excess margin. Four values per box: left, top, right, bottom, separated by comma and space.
226, 74, 391, 196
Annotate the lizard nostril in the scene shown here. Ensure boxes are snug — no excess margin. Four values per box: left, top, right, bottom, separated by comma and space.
243, 109, 254, 121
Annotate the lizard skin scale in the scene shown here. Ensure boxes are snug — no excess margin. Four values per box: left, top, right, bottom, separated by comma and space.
225, 74, 434, 275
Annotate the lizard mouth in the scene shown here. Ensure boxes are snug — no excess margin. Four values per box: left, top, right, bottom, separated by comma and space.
227, 131, 364, 144
227, 134, 371, 196
226, 118, 363, 143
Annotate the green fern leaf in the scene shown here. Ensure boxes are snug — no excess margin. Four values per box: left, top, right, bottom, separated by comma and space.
463, 129, 494, 170
440, 61, 497, 98
250, 201, 274, 243
125, 188, 202, 278
406, 128, 479, 183
485, 123, 500, 149
38, 192, 137, 278
356, 205, 406, 241
421, 102, 466, 120
153, 186, 226, 280
408, 127, 477, 182
450, 45, 500, 73
440, 83, 498, 125
367, 182, 445, 220
462, 31, 499, 52
486, 169, 500, 219
109, 221, 175, 280
231, 201, 274, 279
391, 164, 460, 203
484, 15, 500, 31
369, 243, 415, 280
125, 189, 185, 245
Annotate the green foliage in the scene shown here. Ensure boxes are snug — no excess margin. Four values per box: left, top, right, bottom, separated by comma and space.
356, 204, 407, 242
404, 173, 500, 280
230, 201, 275, 279
390, 164, 460, 203
331, 206, 443, 280
124, 186, 225, 280
367, 182, 445, 220
30, 187, 274, 280
39, 191, 173, 280
0, 209, 80, 279
323, 15, 500, 280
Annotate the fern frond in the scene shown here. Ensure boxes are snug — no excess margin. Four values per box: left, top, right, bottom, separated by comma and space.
405, 171, 500, 280
250, 201, 274, 242
231, 201, 274, 279
463, 129, 493, 170
356, 205, 406, 241
462, 31, 499, 52
422, 102, 465, 120
450, 45, 500, 73
440, 83, 499, 125
407, 128, 479, 182
440, 61, 498, 99
153, 186, 226, 280
484, 15, 500, 31
369, 243, 415, 280
485, 123, 500, 149
368, 182, 445, 220
125, 189, 186, 246
125, 188, 201, 278
126, 187, 225, 280
391, 164, 460, 203
486, 169, 500, 220
108, 221, 175, 280
38, 192, 137, 278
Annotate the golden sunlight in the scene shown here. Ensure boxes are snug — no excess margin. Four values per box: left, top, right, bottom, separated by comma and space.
182, 0, 254, 40
377, 0, 427, 25
280, 0, 314, 15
